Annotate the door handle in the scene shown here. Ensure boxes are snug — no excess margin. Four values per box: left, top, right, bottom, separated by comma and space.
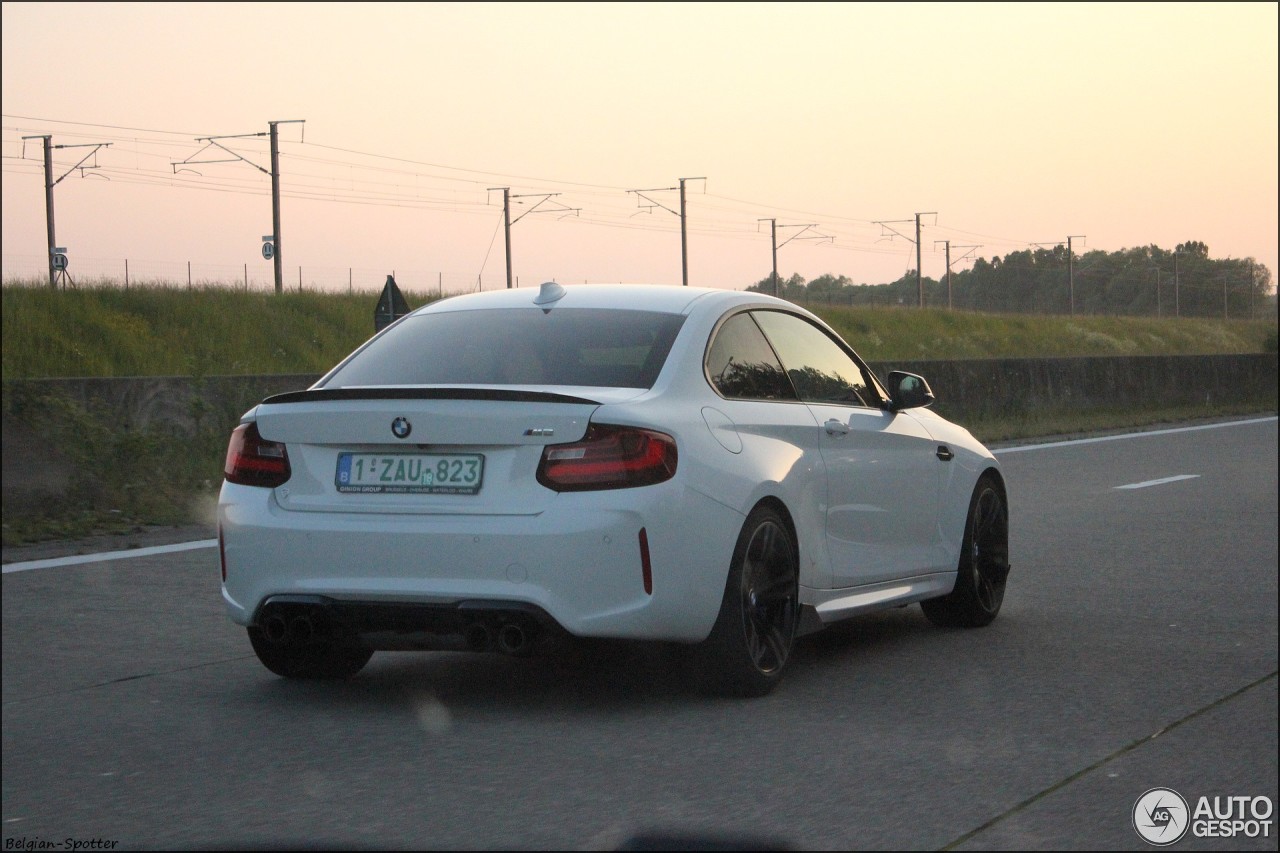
936, 445, 954, 461
824, 419, 850, 437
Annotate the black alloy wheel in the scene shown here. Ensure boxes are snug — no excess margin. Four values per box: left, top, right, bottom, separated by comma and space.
921, 475, 1010, 628
698, 505, 799, 697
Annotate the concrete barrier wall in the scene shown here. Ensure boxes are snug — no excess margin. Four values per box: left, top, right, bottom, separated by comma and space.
2, 373, 324, 433
3, 354, 1277, 437
867, 354, 1278, 422
1, 374, 321, 514
2, 355, 1276, 514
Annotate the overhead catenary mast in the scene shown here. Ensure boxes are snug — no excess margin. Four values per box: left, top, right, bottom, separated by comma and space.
626, 177, 705, 285
21, 134, 112, 288
933, 240, 981, 309
171, 119, 304, 293
758, 220, 833, 298
487, 189, 580, 289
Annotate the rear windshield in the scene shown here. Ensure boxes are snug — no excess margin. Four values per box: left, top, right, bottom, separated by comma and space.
322, 307, 686, 389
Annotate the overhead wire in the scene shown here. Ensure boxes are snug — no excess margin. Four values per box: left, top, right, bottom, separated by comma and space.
0, 113, 1093, 274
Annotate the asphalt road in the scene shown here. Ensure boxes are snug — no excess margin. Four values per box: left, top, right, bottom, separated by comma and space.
3, 417, 1276, 851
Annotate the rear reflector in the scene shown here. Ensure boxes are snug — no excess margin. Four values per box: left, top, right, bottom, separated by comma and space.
224, 421, 291, 488
639, 528, 653, 595
537, 424, 677, 491
218, 523, 227, 583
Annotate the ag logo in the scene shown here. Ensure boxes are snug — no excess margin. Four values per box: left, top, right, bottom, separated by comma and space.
391, 417, 412, 439
1134, 788, 1190, 846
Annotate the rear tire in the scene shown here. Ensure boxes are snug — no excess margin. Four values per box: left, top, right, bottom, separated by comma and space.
694, 506, 799, 698
247, 627, 373, 679
921, 475, 1010, 628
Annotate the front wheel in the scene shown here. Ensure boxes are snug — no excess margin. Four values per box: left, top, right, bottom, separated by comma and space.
694, 506, 799, 698
921, 475, 1010, 628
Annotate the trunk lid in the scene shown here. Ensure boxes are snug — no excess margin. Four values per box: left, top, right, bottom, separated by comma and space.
251, 387, 606, 515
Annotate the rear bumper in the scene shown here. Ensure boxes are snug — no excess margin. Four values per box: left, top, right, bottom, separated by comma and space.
219, 479, 743, 643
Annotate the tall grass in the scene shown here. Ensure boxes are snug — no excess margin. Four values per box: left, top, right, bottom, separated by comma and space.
1, 281, 438, 379
2, 280, 1274, 379
818, 304, 1275, 361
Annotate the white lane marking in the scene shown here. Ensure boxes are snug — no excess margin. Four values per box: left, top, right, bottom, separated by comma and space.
1114, 474, 1201, 490
2, 539, 218, 574
993, 416, 1276, 455
3, 417, 1274, 573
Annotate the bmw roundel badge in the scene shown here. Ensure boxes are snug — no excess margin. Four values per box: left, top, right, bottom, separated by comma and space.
391, 417, 412, 439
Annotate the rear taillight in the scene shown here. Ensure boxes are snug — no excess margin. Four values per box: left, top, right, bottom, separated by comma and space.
537, 424, 677, 491
224, 422, 291, 488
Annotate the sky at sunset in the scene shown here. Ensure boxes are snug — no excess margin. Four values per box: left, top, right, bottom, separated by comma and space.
3, 2, 1277, 295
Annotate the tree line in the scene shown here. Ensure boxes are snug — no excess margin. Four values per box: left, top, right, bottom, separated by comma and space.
747, 241, 1275, 318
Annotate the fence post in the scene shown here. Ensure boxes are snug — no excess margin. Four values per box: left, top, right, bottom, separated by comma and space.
187, 261, 191, 289
244, 264, 248, 291
298, 266, 302, 292
349, 268, 352, 294
125, 259, 129, 289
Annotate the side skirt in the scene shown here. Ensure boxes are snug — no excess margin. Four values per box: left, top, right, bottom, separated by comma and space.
796, 573, 957, 635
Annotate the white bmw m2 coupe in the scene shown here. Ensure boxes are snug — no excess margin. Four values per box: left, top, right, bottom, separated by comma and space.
219, 284, 1009, 696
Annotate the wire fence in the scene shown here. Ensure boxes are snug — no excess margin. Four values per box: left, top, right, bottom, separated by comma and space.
5, 253, 1275, 321
1, 254, 489, 297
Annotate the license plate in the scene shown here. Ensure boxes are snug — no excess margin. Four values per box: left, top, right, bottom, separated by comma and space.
335, 452, 484, 495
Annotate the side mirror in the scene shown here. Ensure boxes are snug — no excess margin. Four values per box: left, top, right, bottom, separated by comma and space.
887, 370, 935, 411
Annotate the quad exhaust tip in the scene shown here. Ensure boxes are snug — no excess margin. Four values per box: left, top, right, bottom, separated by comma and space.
464, 623, 492, 652
465, 620, 535, 655
259, 600, 543, 655
497, 623, 531, 656
263, 613, 289, 643
289, 615, 314, 643
260, 610, 323, 644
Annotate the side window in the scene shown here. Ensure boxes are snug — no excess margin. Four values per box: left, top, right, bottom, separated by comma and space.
704, 312, 798, 401
752, 311, 876, 407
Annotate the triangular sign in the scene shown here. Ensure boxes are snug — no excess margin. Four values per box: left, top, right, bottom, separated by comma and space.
374, 274, 410, 332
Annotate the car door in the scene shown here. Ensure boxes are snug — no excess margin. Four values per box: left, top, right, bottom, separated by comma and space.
703, 309, 831, 589
751, 310, 945, 588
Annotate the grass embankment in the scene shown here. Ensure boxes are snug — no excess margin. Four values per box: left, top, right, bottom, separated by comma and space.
2, 282, 1274, 379
1, 284, 439, 379
816, 304, 1275, 361
1, 282, 1275, 545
